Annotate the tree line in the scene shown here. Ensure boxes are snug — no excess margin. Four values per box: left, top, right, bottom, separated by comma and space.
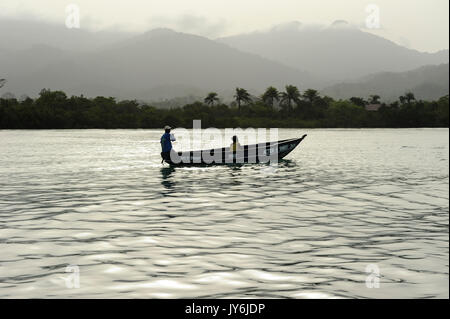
0, 86, 448, 129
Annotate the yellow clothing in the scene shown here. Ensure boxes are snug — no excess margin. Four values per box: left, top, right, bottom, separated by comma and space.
230, 142, 241, 152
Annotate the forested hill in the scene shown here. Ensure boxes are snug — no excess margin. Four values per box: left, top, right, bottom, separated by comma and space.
322, 64, 449, 101
0, 88, 448, 129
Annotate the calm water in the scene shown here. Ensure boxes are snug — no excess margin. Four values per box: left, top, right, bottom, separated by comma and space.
0, 129, 448, 298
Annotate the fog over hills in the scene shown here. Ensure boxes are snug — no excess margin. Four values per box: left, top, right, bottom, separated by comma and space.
0, 19, 448, 102
0, 19, 132, 52
219, 21, 449, 82
0, 21, 314, 100
322, 63, 449, 102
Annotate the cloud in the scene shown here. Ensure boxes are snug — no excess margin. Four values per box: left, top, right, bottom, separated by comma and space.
397, 36, 411, 49
147, 14, 228, 38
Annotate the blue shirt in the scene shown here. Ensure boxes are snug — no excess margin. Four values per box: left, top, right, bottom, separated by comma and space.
160, 132, 172, 152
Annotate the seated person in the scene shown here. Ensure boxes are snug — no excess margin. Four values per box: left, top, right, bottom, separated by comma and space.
230, 135, 241, 152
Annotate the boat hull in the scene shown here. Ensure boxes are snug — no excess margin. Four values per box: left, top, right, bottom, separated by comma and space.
163, 134, 307, 166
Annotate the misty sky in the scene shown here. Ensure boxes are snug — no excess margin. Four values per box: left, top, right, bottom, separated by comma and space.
0, 0, 448, 52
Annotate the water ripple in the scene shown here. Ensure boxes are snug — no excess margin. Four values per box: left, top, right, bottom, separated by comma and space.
0, 129, 448, 298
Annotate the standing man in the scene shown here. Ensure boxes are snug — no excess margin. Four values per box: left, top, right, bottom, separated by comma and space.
160, 125, 176, 163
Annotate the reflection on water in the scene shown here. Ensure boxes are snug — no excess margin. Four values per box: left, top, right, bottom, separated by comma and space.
160, 167, 176, 190
0, 129, 448, 298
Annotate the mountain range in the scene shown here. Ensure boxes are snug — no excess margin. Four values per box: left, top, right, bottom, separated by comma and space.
0, 18, 448, 102
322, 63, 449, 101
219, 21, 448, 82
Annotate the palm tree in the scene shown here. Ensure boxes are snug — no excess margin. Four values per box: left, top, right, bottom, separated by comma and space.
399, 95, 406, 105
204, 92, 219, 106
369, 95, 381, 104
303, 89, 319, 104
261, 86, 279, 107
234, 88, 252, 111
0, 79, 6, 89
405, 92, 415, 104
350, 97, 366, 107
280, 85, 301, 111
